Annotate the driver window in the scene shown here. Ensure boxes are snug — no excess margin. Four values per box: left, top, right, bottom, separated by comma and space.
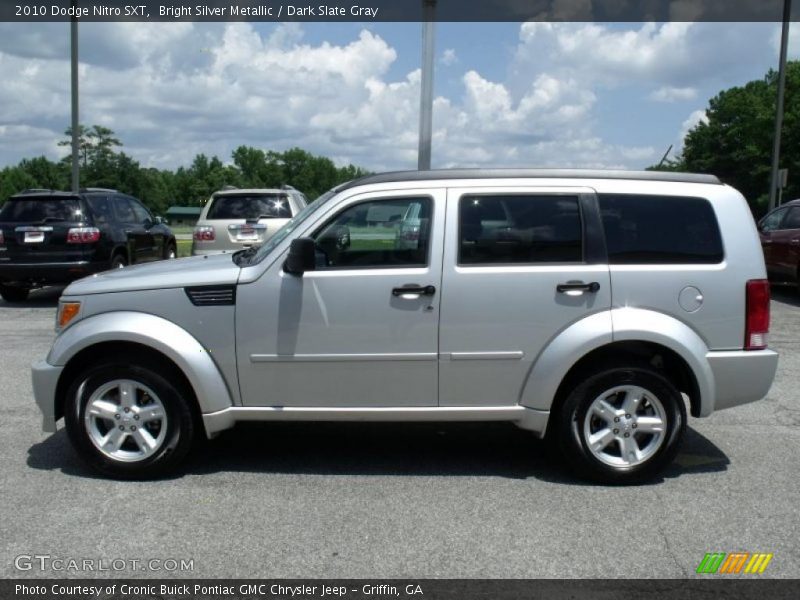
312, 197, 432, 269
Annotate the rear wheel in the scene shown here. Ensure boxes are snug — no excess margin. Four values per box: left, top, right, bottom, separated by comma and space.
553, 365, 686, 484
64, 361, 195, 479
110, 253, 127, 269
0, 284, 30, 302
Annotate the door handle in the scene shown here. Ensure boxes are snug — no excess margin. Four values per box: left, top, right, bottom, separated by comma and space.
392, 285, 436, 297
556, 281, 600, 295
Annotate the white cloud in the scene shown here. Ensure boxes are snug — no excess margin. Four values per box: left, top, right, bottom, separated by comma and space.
3, 21, 760, 174
440, 48, 457, 66
650, 86, 697, 102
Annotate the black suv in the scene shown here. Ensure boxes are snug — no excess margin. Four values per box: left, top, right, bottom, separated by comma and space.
0, 188, 176, 302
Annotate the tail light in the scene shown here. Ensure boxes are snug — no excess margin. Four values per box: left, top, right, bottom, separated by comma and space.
66, 227, 100, 244
193, 226, 215, 241
745, 279, 770, 350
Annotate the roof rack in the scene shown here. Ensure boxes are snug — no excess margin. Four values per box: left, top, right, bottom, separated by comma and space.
280, 184, 298, 192
220, 185, 239, 191
17, 188, 54, 195
80, 187, 118, 193
334, 168, 722, 192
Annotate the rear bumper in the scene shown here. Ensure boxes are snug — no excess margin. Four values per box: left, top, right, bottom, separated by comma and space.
0, 260, 106, 285
707, 349, 779, 413
31, 359, 63, 433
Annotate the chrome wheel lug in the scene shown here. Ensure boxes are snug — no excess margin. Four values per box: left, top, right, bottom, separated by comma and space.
614, 417, 620, 423
133, 415, 140, 420
123, 407, 130, 413
624, 432, 630, 438
114, 414, 120, 420
625, 413, 631, 419
131, 425, 137, 432
118, 425, 125, 431
613, 429, 619, 434
632, 423, 637, 429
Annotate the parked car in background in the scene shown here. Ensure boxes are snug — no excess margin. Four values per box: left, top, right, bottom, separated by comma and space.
32, 169, 777, 483
758, 199, 800, 292
191, 186, 307, 256
0, 188, 176, 302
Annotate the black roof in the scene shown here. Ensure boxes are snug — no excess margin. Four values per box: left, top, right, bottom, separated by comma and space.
335, 169, 722, 192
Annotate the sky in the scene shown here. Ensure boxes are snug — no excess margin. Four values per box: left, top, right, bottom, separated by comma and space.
0, 20, 798, 173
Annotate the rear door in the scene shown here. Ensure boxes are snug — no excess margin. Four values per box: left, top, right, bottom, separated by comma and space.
0, 195, 88, 264
113, 195, 151, 263
438, 186, 611, 407
758, 207, 788, 278
129, 198, 162, 260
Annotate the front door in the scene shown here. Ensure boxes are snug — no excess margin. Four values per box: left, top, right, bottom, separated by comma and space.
438, 187, 611, 406
236, 188, 445, 407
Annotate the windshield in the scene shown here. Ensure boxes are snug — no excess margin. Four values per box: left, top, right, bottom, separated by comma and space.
207, 194, 291, 219
239, 189, 339, 265
0, 197, 83, 223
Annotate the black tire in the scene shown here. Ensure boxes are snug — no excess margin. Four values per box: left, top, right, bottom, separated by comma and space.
0, 284, 30, 302
64, 361, 195, 479
164, 241, 177, 260
552, 365, 686, 484
110, 253, 128, 270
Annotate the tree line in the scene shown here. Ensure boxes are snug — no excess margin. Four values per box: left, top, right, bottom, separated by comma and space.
0, 126, 370, 215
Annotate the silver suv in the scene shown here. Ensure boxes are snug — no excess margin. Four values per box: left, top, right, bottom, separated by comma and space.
191, 186, 307, 255
31, 169, 778, 483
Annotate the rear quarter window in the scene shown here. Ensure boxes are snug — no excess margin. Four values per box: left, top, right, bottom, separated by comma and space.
206, 195, 292, 220
598, 194, 724, 264
0, 197, 84, 223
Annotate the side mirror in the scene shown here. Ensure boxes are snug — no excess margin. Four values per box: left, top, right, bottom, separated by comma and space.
284, 238, 316, 275
154, 216, 166, 225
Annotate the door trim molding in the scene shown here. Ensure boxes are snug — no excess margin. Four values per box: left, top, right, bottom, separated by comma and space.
249, 352, 437, 363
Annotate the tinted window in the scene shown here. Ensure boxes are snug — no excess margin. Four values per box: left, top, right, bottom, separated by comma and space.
85, 195, 112, 225
782, 207, 800, 229
459, 195, 583, 265
207, 194, 291, 220
0, 197, 83, 223
312, 197, 432, 268
128, 198, 151, 224
599, 194, 723, 264
113, 196, 137, 223
761, 207, 787, 232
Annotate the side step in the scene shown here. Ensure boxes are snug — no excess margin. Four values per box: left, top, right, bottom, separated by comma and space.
202, 405, 549, 437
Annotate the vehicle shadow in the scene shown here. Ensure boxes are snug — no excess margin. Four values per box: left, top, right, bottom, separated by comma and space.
26, 421, 729, 485
770, 285, 800, 308
0, 286, 63, 308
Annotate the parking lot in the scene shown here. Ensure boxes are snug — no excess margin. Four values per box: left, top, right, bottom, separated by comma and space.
1, 287, 798, 579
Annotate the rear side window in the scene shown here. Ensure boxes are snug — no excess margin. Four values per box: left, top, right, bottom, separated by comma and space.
206, 194, 292, 220
85, 195, 112, 225
599, 194, 724, 264
459, 195, 583, 265
0, 197, 83, 223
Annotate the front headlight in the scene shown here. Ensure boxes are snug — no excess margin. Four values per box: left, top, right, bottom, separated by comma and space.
56, 301, 81, 332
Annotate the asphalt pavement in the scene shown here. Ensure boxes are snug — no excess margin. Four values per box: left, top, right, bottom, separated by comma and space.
1, 286, 798, 579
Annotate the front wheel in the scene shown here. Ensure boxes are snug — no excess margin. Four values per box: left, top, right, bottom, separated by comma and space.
553, 365, 686, 484
0, 284, 29, 302
164, 242, 177, 260
64, 361, 195, 479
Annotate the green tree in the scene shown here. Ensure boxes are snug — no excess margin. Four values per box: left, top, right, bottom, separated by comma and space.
652, 61, 800, 216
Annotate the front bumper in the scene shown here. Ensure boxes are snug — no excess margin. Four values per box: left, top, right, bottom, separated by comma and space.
31, 359, 63, 432
0, 260, 105, 286
707, 349, 779, 412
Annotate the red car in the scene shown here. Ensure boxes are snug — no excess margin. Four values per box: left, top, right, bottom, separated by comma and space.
759, 198, 800, 291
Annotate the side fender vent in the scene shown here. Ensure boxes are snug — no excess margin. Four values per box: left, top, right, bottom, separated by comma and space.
185, 285, 236, 306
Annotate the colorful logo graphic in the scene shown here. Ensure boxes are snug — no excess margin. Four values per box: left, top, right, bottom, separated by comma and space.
696, 552, 773, 574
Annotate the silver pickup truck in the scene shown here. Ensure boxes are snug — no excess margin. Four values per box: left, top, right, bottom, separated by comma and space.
31, 169, 778, 483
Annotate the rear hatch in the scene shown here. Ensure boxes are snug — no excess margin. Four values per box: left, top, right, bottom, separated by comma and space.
0, 194, 94, 264
205, 193, 293, 249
